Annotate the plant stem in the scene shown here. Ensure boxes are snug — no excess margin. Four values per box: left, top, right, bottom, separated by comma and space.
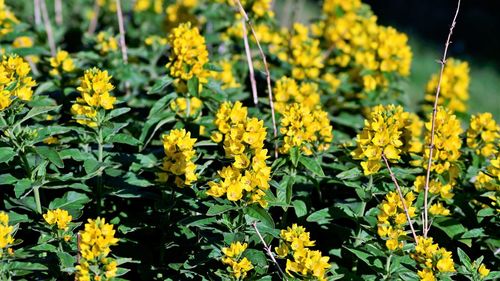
252, 222, 288, 280
382, 154, 418, 243
96, 127, 104, 212
423, 0, 461, 238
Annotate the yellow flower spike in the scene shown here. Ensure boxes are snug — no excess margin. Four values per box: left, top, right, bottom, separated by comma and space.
209, 59, 240, 90
208, 102, 271, 207
424, 58, 469, 114
0, 211, 14, 250
467, 113, 500, 157
478, 263, 490, 278
166, 22, 210, 83
96, 31, 119, 54
221, 241, 253, 279
0, 55, 36, 110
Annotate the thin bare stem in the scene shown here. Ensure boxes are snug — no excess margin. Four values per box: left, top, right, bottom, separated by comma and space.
55, 0, 63, 25
115, 0, 128, 64
234, 0, 278, 158
40, 0, 56, 57
34, 0, 42, 25
252, 222, 287, 280
88, 0, 100, 35
423, 0, 461, 238
240, 18, 259, 105
382, 155, 418, 243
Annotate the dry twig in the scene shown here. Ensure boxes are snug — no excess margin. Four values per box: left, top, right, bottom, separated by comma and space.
382, 154, 419, 243
87, 0, 101, 35
252, 222, 287, 280
34, 0, 41, 25
234, 0, 278, 158
40, 0, 56, 57
55, 0, 63, 25
423, 0, 461, 237
115, 0, 128, 64
240, 17, 259, 105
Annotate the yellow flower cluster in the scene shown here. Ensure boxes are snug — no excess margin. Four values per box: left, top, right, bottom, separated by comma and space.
207, 102, 271, 207
0, 211, 14, 253
0, 0, 18, 36
170, 97, 203, 117
279, 103, 333, 155
76, 218, 119, 281
275, 224, 330, 281
133, 0, 163, 13
71, 68, 116, 127
422, 107, 463, 174
166, 22, 210, 83
377, 191, 417, 250
0, 55, 36, 110
413, 175, 454, 217
424, 59, 469, 114
316, 1, 411, 94
49, 50, 76, 76
352, 105, 416, 175
412, 236, 455, 281
288, 23, 324, 80
158, 128, 198, 188
218, 0, 273, 19
273, 76, 320, 113
210, 60, 240, 90
474, 153, 499, 211
165, 0, 198, 32
221, 242, 253, 279
96, 31, 118, 54
467, 113, 499, 157
12, 36, 39, 63
144, 35, 167, 47
43, 209, 72, 230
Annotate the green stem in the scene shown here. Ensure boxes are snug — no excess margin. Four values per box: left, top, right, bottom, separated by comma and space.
96, 126, 104, 213
33, 186, 42, 214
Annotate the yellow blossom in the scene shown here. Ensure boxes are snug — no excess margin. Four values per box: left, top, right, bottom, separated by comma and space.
0, 211, 14, 251
96, 31, 118, 54
478, 263, 490, 279
0, 55, 36, 110
221, 241, 253, 279
49, 50, 75, 76
43, 209, 72, 230
467, 112, 499, 157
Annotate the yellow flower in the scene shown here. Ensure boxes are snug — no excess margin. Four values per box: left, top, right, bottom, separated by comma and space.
96, 31, 118, 54
352, 105, 416, 175
429, 202, 450, 216
467, 112, 499, 157
289, 23, 323, 80
158, 128, 198, 188
166, 22, 210, 83
478, 263, 490, 278
0, 0, 19, 36
207, 102, 271, 207
0, 211, 14, 250
221, 241, 253, 279
144, 35, 167, 47
165, 0, 198, 31
43, 209, 72, 230
71, 67, 116, 127
170, 96, 203, 117
424, 58, 469, 114
412, 236, 455, 279
209, 59, 240, 89
277, 224, 330, 280
279, 103, 333, 155
0, 55, 36, 110
77, 218, 119, 281
49, 50, 75, 76
377, 191, 416, 250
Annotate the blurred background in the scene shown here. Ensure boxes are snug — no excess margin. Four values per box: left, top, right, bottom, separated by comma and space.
275, 0, 500, 119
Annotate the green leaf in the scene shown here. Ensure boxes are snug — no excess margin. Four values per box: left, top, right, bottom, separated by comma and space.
244, 205, 274, 228
290, 147, 300, 167
57, 251, 76, 270
105, 107, 131, 121
16, 105, 60, 126
34, 146, 64, 168
206, 204, 237, 216
148, 92, 176, 118
108, 133, 141, 146
0, 147, 16, 163
14, 179, 32, 198
433, 217, 467, 240
292, 200, 307, 218
336, 167, 362, 180
49, 191, 90, 215
456, 248, 472, 269
187, 76, 199, 97
299, 156, 325, 177
204, 63, 223, 72
307, 208, 332, 225
243, 249, 268, 274
148, 75, 173, 94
